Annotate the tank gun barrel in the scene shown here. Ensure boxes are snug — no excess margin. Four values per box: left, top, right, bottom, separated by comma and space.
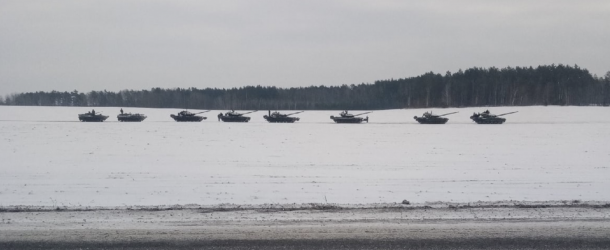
497, 111, 518, 117
438, 111, 459, 117
193, 110, 211, 115
353, 111, 373, 117
241, 110, 258, 115
285, 111, 304, 116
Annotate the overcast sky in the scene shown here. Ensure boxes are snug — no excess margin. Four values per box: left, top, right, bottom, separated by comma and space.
1, 0, 609, 95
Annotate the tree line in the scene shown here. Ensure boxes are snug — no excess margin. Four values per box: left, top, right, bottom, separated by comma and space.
2, 64, 609, 110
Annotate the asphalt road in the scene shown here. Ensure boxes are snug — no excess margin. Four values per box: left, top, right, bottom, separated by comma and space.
3, 237, 610, 250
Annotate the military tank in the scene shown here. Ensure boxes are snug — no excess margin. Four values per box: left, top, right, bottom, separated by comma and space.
218, 110, 257, 122
470, 110, 518, 124
263, 110, 303, 123
170, 110, 210, 122
117, 109, 147, 122
78, 109, 109, 122
413, 111, 458, 124
330, 110, 371, 123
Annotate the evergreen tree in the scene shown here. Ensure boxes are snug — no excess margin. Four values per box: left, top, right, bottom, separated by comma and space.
4, 65, 608, 109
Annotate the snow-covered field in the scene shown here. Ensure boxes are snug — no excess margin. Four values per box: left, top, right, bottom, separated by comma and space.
0, 106, 609, 207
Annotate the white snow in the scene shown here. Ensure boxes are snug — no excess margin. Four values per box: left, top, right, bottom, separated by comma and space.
0, 106, 609, 207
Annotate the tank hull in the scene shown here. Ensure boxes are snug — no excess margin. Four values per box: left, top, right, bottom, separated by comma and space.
170, 115, 206, 122
330, 116, 367, 123
470, 116, 506, 124
414, 117, 449, 124
117, 114, 147, 122
220, 116, 251, 122
263, 116, 299, 123
78, 114, 109, 122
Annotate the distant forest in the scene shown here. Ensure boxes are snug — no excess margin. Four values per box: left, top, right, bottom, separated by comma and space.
2, 65, 609, 110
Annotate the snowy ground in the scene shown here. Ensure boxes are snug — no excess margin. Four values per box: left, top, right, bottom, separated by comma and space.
0, 106, 609, 207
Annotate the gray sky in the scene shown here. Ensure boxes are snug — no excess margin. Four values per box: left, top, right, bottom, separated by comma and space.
1, 0, 609, 95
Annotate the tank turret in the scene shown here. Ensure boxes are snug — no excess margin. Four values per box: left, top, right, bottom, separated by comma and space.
170, 110, 209, 122
218, 110, 257, 122
263, 110, 303, 123
470, 110, 517, 124
413, 111, 458, 124
330, 110, 371, 123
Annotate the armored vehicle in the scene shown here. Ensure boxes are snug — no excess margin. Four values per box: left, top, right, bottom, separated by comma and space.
170, 110, 209, 122
78, 109, 109, 122
218, 110, 257, 122
263, 110, 303, 123
414, 111, 458, 124
117, 109, 147, 122
470, 110, 518, 124
330, 110, 371, 123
